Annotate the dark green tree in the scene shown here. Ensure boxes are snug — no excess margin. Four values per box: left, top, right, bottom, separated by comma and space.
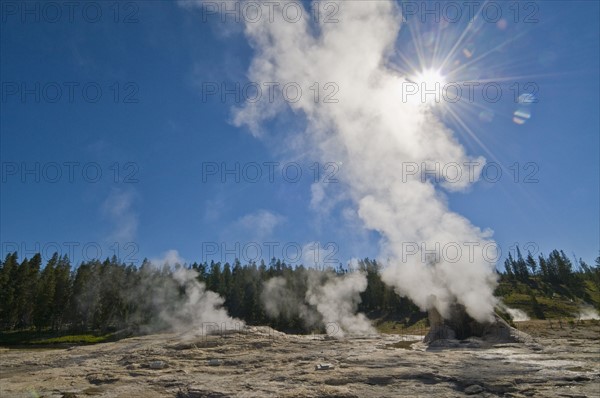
33, 253, 58, 330
52, 255, 72, 330
504, 258, 514, 279
525, 251, 537, 275
0, 252, 19, 329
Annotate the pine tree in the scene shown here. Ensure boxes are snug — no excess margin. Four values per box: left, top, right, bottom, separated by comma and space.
69, 262, 100, 331
504, 258, 514, 279
515, 246, 529, 281
206, 261, 221, 292
0, 252, 19, 329
557, 250, 573, 286
546, 250, 561, 284
33, 253, 58, 330
94, 256, 123, 331
507, 253, 519, 278
13, 254, 42, 329
526, 252, 537, 275
52, 254, 72, 330
538, 254, 549, 281
223, 262, 232, 297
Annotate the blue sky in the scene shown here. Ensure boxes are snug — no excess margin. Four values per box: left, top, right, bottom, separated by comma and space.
1, 1, 598, 268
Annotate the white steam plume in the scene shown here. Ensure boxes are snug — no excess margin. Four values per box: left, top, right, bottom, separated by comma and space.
577, 305, 600, 321
146, 250, 243, 336
231, 1, 498, 322
261, 276, 320, 327
498, 303, 531, 322
305, 271, 375, 337
262, 271, 375, 337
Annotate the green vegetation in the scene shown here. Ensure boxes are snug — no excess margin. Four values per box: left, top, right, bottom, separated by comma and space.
0, 330, 115, 346
31, 334, 112, 345
0, 249, 597, 345
375, 317, 429, 335
497, 249, 600, 319
385, 340, 416, 349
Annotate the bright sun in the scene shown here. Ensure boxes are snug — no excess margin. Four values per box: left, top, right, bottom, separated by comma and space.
414, 69, 447, 87
410, 69, 447, 105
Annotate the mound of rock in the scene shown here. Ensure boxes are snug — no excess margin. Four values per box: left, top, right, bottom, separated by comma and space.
424, 305, 531, 346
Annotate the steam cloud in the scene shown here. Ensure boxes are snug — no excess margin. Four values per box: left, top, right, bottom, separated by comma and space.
160, 267, 243, 336
305, 271, 375, 336
498, 303, 531, 322
262, 276, 319, 326
577, 305, 600, 321
231, 1, 498, 322
142, 250, 243, 337
261, 271, 375, 337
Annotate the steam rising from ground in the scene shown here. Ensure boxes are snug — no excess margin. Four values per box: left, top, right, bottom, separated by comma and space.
262, 276, 319, 327
577, 305, 600, 320
499, 304, 531, 322
140, 251, 243, 337
262, 271, 375, 337
161, 267, 243, 336
306, 272, 375, 336
230, 1, 498, 322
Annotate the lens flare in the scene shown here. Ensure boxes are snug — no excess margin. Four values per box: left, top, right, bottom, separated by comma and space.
413, 69, 447, 89
411, 69, 447, 105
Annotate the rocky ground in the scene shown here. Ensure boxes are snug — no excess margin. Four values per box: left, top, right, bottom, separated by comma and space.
0, 321, 598, 397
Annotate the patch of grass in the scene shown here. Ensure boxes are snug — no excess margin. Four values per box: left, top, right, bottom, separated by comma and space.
498, 278, 599, 320
385, 340, 415, 349
376, 317, 429, 335
513, 319, 600, 339
31, 334, 111, 344
0, 330, 115, 346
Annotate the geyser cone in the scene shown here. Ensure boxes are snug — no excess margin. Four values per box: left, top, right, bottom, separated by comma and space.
424, 304, 526, 344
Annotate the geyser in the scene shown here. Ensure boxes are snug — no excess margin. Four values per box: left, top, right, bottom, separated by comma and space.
424, 303, 525, 344
189, 0, 502, 325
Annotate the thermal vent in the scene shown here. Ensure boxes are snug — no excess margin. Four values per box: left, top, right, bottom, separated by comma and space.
424, 304, 522, 344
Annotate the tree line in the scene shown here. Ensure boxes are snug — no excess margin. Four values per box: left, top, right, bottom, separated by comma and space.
0, 249, 598, 334
0, 253, 417, 334
502, 248, 600, 293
